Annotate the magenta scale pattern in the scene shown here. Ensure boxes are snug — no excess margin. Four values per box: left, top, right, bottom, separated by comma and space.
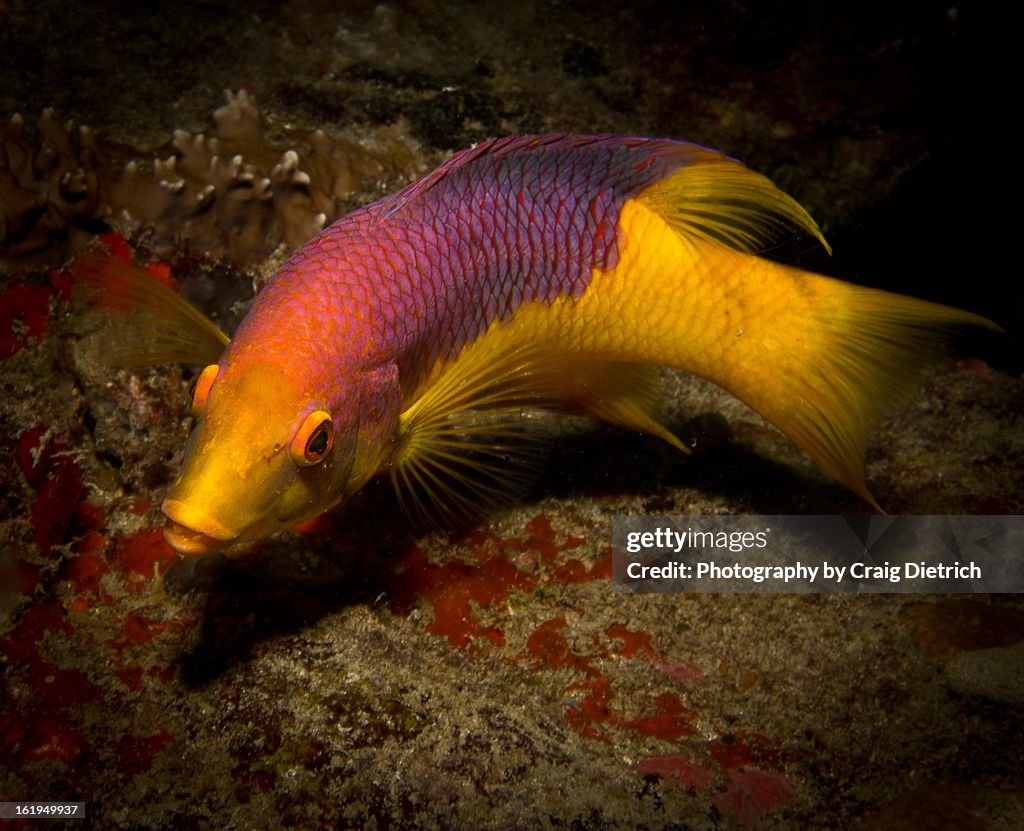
224, 135, 693, 384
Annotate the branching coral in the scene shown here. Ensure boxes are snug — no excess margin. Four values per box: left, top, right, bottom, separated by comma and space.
0, 91, 425, 273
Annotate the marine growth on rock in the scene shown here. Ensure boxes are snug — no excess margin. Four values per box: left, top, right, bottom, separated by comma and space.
0, 90, 425, 272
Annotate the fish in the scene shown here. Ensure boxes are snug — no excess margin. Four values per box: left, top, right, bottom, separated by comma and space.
75, 134, 999, 555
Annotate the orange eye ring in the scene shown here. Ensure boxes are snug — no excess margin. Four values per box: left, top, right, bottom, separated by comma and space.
189, 364, 219, 416
291, 410, 334, 466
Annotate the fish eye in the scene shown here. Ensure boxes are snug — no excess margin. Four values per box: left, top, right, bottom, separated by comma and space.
189, 365, 219, 416
291, 410, 334, 466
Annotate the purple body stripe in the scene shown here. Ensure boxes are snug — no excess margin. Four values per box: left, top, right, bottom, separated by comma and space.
230, 135, 694, 386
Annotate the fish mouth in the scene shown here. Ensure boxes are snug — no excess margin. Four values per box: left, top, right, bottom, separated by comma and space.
162, 499, 239, 555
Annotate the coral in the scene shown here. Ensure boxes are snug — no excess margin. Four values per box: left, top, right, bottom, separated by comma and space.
0, 91, 424, 273
0, 110, 109, 270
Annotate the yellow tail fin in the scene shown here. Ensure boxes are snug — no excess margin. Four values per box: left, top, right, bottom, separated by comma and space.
720, 265, 1000, 509
585, 170, 1001, 508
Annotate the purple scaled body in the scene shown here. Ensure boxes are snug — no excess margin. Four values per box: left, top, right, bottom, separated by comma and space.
226, 135, 690, 394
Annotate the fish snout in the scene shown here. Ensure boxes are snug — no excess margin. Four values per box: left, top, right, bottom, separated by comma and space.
162, 498, 239, 555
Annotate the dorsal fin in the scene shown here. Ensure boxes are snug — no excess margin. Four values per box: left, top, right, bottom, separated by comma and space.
383, 134, 830, 258
382, 135, 578, 217
638, 144, 832, 255
73, 252, 228, 367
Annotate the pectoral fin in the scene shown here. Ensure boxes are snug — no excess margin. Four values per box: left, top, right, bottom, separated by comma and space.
392, 317, 685, 524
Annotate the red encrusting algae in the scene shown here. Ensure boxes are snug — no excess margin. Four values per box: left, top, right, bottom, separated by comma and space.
622, 691, 695, 741
552, 545, 613, 583
390, 514, 614, 649
15, 424, 88, 556
565, 677, 616, 743
114, 528, 181, 591
605, 622, 659, 659
22, 716, 89, 764
389, 543, 537, 648
0, 600, 74, 661
0, 281, 52, 358
713, 767, 796, 827
524, 617, 699, 742
526, 616, 601, 676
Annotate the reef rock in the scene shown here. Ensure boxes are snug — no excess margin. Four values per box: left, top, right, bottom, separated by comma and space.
0, 91, 424, 273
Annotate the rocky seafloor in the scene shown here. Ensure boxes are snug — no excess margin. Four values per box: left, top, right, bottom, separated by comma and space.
1, 2, 1022, 829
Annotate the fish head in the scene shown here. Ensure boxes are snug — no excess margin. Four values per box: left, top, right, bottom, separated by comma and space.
161, 361, 360, 555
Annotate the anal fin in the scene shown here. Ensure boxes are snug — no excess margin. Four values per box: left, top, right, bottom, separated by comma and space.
566, 362, 689, 454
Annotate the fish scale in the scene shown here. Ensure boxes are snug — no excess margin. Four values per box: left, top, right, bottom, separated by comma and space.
259, 136, 679, 368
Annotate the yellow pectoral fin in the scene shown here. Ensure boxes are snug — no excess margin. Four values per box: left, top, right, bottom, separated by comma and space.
73, 252, 228, 367
392, 334, 556, 525
392, 312, 686, 523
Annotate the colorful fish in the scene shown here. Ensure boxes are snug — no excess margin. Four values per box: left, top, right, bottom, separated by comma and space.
77, 135, 998, 555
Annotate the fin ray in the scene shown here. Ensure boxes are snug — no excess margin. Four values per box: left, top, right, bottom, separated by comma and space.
566, 362, 689, 453
73, 253, 228, 367
393, 324, 686, 524
639, 147, 832, 255
776, 287, 1001, 509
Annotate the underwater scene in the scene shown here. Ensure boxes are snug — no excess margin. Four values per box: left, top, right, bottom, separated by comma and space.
1, 1, 1022, 828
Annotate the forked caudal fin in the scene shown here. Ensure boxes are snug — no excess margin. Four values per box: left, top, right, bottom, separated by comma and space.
732, 271, 1002, 511
534, 147, 1004, 512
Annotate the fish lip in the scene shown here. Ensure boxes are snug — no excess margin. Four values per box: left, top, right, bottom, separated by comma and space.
163, 520, 232, 555
161, 498, 239, 555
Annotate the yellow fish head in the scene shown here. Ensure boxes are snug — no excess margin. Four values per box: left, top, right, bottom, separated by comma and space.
161, 362, 358, 555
